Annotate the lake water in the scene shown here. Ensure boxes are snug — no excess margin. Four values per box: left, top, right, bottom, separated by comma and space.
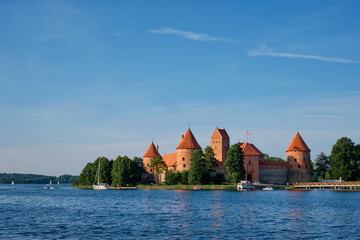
0, 185, 359, 239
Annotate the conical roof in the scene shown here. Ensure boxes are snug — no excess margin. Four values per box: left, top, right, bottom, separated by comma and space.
286, 132, 311, 152
176, 129, 201, 149
143, 142, 161, 158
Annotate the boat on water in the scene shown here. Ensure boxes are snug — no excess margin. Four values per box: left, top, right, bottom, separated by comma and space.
93, 159, 108, 190
263, 186, 273, 191
11, 181, 14, 185
192, 187, 202, 190
237, 181, 255, 190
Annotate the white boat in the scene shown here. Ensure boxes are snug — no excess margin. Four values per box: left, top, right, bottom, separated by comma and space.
263, 186, 273, 191
93, 158, 108, 190
11, 181, 14, 185
237, 181, 255, 190
57, 180, 60, 186
50, 180, 52, 185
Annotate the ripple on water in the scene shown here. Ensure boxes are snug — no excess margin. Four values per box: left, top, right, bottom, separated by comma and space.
0, 185, 359, 239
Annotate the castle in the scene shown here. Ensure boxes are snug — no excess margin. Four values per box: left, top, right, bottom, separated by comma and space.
143, 128, 313, 184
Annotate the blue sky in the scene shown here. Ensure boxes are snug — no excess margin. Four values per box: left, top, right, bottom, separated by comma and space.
1, 0, 359, 176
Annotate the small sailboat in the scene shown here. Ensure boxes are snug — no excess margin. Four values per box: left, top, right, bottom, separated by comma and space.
263, 186, 273, 191
50, 180, 52, 185
57, 180, 60, 186
11, 180, 14, 185
93, 159, 108, 190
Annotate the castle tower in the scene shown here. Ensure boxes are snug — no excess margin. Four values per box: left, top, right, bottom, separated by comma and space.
143, 142, 161, 174
211, 127, 230, 163
286, 132, 313, 183
176, 128, 201, 171
238, 142, 264, 182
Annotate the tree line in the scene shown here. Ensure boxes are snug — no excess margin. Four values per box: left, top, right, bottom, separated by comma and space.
74, 156, 143, 186
0, 173, 78, 184
314, 137, 360, 181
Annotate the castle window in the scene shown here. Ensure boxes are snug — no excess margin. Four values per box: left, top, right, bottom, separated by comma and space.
150, 169, 152, 172
249, 161, 251, 165
215, 153, 217, 156
182, 157, 185, 161
298, 165, 300, 168
290, 165, 292, 168
147, 164, 149, 166
215, 146, 217, 150
305, 165, 307, 169
294, 158, 297, 162
183, 164, 186, 168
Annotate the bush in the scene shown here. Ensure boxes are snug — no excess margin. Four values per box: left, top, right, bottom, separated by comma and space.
212, 172, 225, 184
180, 170, 189, 185
165, 170, 181, 185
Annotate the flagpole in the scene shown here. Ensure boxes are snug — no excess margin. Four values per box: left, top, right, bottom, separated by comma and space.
246, 130, 248, 142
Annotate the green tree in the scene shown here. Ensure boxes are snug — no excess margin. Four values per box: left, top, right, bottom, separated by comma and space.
165, 170, 181, 185
212, 172, 225, 184
264, 154, 285, 162
112, 156, 132, 186
130, 157, 144, 185
204, 146, 218, 172
329, 137, 360, 181
225, 144, 246, 183
77, 162, 97, 185
188, 149, 208, 184
314, 152, 330, 180
97, 157, 112, 184
180, 171, 189, 185
149, 156, 167, 184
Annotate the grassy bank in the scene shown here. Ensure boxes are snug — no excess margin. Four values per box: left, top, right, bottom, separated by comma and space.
137, 184, 237, 190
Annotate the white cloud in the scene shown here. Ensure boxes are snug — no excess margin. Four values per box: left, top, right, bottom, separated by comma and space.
248, 44, 359, 64
149, 27, 236, 43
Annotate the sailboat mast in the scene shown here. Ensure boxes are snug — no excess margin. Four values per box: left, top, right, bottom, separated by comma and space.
97, 158, 101, 184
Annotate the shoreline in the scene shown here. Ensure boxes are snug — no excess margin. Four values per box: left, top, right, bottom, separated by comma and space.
73, 184, 360, 191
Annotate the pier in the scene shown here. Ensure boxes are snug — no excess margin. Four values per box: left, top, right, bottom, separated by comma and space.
293, 181, 360, 190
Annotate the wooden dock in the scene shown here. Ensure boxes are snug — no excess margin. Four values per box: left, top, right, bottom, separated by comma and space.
293, 181, 360, 190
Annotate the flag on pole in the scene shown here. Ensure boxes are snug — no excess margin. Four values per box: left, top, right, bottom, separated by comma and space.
247, 131, 251, 136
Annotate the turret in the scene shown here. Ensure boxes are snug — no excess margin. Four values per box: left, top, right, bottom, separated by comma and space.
286, 132, 313, 183
143, 142, 161, 173
176, 128, 201, 171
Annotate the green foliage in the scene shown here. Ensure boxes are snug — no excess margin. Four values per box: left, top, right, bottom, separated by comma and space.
204, 146, 218, 172
0, 173, 77, 184
329, 137, 360, 181
77, 157, 112, 185
188, 149, 209, 184
225, 144, 246, 183
180, 170, 189, 185
57, 174, 78, 184
314, 152, 330, 180
212, 172, 225, 184
165, 170, 181, 185
264, 154, 285, 162
149, 156, 167, 184
77, 162, 97, 185
112, 156, 143, 186
188, 147, 219, 185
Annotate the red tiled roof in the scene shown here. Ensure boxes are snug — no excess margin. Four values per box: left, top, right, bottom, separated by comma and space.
286, 132, 311, 152
176, 129, 201, 149
216, 128, 229, 139
143, 142, 161, 158
238, 142, 264, 156
163, 152, 177, 167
